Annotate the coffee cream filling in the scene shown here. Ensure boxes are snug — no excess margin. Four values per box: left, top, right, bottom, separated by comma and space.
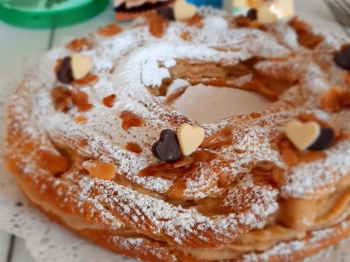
17, 168, 350, 261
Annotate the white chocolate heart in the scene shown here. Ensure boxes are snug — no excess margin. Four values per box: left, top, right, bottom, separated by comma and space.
71, 53, 92, 80
174, 0, 197, 21
285, 120, 321, 151
274, 0, 294, 19
177, 123, 205, 156
257, 4, 278, 24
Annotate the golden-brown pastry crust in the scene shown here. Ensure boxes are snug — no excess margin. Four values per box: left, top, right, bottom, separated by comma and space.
5, 13, 350, 262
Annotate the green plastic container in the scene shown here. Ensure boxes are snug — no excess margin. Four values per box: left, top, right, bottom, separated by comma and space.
0, 0, 109, 29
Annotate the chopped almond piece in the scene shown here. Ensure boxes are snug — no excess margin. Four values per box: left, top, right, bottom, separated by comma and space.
51, 86, 74, 112
119, 110, 144, 131
289, 17, 323, 49
180, 31, 190, 41
74, 115, 87, 124
149, 15, 168, 38
187, 14, 203, 28
71, 89, 93, 112
97, 23, 122, 37
74, 74, 99, 87
102, 94, 117, 108
66, 38, 90, 52
250, 113, 262, 119
252, 161, 285, 188
321, 88, 341, 112
282, 149, 298, 167
125, 142, 142, 154
83, 160, 116, 180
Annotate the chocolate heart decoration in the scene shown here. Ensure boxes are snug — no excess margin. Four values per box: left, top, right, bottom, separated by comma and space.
157, 7, 175, 21
247, 8, 257, 21
57, 57, 74, 84
285, 120, 320, 151
335, 46, 350, 70
177, 123, 205, 156
152, 130, 181, 162
308, 128, 335, 151
257, 4, 278, 25
174, 0, 196, 21
71, 53, 92, 80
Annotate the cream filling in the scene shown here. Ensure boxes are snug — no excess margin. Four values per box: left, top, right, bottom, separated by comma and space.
16, 170, 350, 261
182, 183, 350, 261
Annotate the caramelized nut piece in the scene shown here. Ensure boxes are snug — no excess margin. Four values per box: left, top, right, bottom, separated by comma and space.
250, 112, 262, 119
71, 89, 93, 112
149, 15, 168, 38
289, 17, 323, 49
51, 86, 74, 112
252, 161, 285, 188
66, 38, 90, 52
186, 14, 203, 28
74, 115, 87, 124
83, 160, 116, 180
102, 94, 117, 108
172, 156, 194, 168
180, 31, 190, 41
119, 110, 144, 131
282, 149, 298, 167
321, 88, 341, 112
126, 142, 142, 154
74, 74, 99, 87
97, 23, 122, 37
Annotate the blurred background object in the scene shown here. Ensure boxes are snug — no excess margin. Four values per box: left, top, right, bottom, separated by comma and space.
0, 0, 109, 28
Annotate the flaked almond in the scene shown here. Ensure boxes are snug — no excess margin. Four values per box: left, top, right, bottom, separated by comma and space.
180, 31, 190, 41
250, 112, 262, 119
102, 94, 117, 108
119, 110, 144, 131
83, 160, 116, 180
74, 115, 87, 124
289, 17, 323, 49
172, 156, 194, 168
125, 142, 142, 154
321, 88, 341, 112
71, 89, 93, 112
252, 161, 285, 188
66, 38, 90, 52
74, 74, 99, 87
282, 149, 298, 167
97, 23, 122, 37
51, 86, 74, 112
186, 14, 203, 28
149, 14, 168, 38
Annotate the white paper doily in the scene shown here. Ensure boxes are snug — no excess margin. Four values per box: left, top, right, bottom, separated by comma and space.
1, 55, 350, 262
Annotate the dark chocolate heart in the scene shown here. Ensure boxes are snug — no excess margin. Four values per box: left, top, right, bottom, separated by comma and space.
57, 56, 74, 84
247, 8, 257, 21
152, 129, 181, 162
335, 46, 350, 70
308, 128, 335, 151
157, 7, 175, 21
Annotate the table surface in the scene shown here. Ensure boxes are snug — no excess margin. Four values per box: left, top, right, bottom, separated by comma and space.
0, 1, 348, 261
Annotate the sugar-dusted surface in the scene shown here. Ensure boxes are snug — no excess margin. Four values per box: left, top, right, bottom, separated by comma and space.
4, 8, 350, 262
